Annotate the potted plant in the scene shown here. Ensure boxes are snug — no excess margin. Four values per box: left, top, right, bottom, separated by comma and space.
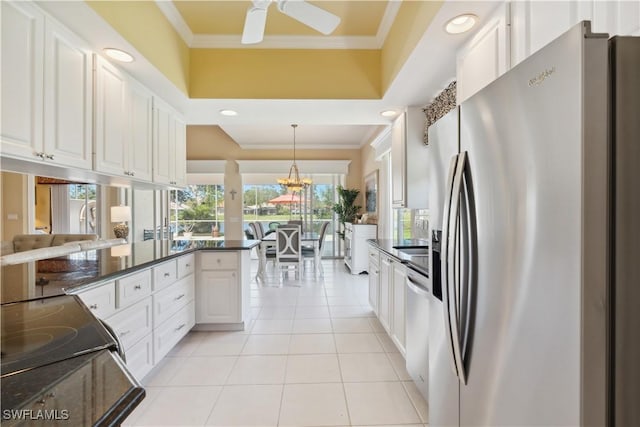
332, 185, 361, 239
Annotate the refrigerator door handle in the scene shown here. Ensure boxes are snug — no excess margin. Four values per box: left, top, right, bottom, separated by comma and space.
448, 151, 468, 384
441, 154, 460, 378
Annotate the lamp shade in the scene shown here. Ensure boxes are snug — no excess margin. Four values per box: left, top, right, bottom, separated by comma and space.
111, 205, 131, 222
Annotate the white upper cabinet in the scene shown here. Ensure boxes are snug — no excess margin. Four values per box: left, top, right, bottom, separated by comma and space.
1, 1, 44, 161
391, 107, 429, 209
456, 3, 510, 103
153, 97, 186, 187
94, 56, 128, 176
94, 56, 154, 182
1, 1, 92, 169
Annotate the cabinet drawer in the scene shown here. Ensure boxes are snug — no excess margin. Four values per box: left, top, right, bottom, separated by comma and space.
116, 269, 152, 308
154, 300, 195, 362
177, 253, 194, 278
105, 297, 153, 350
125, 333, 154, 381
153, 260, 177, 291
153, 275, 194, 327
368, 247, 380, 267
76, 282, 116, 319
200, 252, 238, 270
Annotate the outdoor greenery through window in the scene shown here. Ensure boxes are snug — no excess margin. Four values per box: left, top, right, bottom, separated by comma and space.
171, 185, 224, 238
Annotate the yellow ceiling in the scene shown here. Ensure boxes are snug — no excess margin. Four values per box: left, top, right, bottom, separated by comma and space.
87, 1, 443, 100
174, 1, 389, 36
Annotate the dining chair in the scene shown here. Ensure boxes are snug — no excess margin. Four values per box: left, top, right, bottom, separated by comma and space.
302, 221, 329, 276
276, 224, 302, 280
249, 222, 275, 280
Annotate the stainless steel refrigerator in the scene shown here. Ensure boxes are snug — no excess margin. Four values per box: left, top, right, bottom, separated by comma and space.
427, 22, 639, 426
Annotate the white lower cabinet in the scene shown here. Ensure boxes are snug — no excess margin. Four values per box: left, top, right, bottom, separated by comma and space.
72, 253, 196, 381
391, 261, 407, 355
368, 245, 380, 314
378, 255, 392, 334
153, 300, 195, 362
197, 270, 238, 323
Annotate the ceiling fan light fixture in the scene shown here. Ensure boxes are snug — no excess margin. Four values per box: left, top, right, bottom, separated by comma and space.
445, 14, 478, 34
278, 124, 312, 193
219, 109, 238, 116
103, 48, 134, 63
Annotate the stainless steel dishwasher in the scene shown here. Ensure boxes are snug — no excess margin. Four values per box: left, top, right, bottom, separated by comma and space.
405, 266, 430, 401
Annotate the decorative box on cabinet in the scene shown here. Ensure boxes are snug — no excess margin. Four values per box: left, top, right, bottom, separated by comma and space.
344, 223, 377, 274
1, 1, 92, 169
391, 108, 429, 209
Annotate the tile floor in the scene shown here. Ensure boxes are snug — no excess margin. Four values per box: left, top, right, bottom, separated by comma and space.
124, 260, 428, 427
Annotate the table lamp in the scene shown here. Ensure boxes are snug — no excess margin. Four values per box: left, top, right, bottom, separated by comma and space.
111, 205, 131, 240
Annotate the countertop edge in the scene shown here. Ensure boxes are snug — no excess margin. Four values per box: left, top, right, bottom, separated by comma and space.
367, 239, 429, 278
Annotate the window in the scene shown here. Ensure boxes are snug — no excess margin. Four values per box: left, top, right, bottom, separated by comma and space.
170, 185, 224, 239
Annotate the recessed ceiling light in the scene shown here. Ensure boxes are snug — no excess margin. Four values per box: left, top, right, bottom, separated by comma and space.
380, 110, 398, 118
103, 48, 134, 63
219, 109, 238, 116
445, 14, 478, 34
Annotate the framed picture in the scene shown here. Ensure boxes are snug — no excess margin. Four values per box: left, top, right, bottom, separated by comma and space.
364, 170, 378, 219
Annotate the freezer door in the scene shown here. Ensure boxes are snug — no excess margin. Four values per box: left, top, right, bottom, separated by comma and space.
458, 23, 608, 426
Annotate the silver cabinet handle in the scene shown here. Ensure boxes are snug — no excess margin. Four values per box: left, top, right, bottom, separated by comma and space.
89, 303, 98, 310
175, 294, 185, 300
134, 284, 142, 290
185, 263, 190, 268
164, 272, 171, 277
119, 330, 131, 336
130, 171, 135, 176
175, 323, 186, 331
46, 154, 54, 160
34, 152, 46, 159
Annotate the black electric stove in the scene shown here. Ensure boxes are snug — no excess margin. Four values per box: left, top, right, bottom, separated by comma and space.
0, 294, 117, 377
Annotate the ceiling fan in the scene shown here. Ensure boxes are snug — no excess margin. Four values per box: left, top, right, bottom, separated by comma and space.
242, 0, 341, 44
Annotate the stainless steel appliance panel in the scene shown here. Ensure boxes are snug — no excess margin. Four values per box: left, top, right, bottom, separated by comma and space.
457, 23, 607, 426
405, 268, 430, 401
611, 36, 640, 427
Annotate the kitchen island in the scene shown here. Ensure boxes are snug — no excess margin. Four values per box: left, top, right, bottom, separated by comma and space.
0, 239, 259, 426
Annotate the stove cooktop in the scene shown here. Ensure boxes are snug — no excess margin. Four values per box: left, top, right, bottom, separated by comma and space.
1, 295, 116, 377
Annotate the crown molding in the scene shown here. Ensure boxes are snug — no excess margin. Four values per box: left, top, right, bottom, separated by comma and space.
376, 0, 402, 47
191, 34, 379, 50
238, 143, 364, 150
370, 125, 392, 159
154, 0, 194, 46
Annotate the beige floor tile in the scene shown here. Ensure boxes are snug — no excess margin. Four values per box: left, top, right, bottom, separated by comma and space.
251, 318, 293, 334
294, 305, 330, 318
192, 332, 249, 356
279, 383, 349, 426
368, 317, 386, 333
292, 318, 333, 333
387, 352, 412, 381
141, 357, 182, 387
376, 332, 401, 353
241, 334, 290, 355
344, 382, 421, 425
338, 353, 398, 382
167, 356, 237, 386
205, 384, 283, 426
402, 381, 429, 423
286, 354, 342, 383
296, 296, 328, 306
226, 355, 287, 384
257, 305, 296, 319
330, 305, 375, 318
132, 386, 222, 426
334, 333, 384, 353
332, 318, 374, 333
165, 332, 205, 358
288, 333, 336, 354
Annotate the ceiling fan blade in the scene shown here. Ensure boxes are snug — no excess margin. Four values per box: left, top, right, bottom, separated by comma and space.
241, 6, 268, 44
277, 0, 341, 35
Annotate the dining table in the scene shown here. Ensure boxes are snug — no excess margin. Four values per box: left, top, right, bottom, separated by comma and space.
258, 231, 321, 279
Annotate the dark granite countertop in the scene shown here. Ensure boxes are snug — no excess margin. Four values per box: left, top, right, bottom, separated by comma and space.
367, 239, 429, 277
1, 239, 260, 305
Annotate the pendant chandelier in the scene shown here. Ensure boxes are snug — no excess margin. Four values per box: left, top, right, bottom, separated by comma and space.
278, 124, 312, 192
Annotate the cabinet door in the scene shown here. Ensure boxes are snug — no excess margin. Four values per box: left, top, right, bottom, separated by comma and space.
368, 261, 379, 314
128, 78, 153, 181
392, 261, 407, 354
1, 1, 44, 160
197, 270, 239, 323
457, 3, 510, 103
43, 18, 92, 169
378, 256, 392, 333
173, 116, 187, 187
153, 98, 173, 185
94, 55, 128, 176
391, 114, 406, 207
